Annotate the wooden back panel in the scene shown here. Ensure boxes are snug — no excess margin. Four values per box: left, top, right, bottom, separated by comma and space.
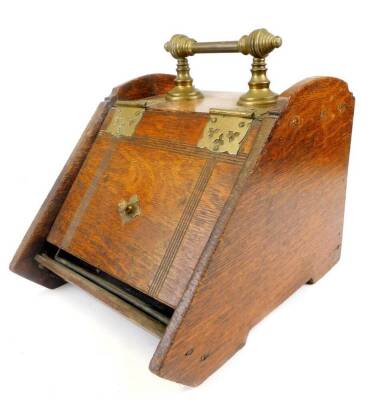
150, 77, 354, 386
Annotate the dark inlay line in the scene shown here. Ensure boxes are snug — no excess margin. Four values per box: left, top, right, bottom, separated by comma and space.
61, 138, 117, 249
148, 158, 216, 297
103, 134, 247, 165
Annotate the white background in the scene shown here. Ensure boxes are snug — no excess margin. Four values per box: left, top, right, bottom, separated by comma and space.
1, 1, 367, 399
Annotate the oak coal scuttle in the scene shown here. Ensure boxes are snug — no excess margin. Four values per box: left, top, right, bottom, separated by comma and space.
10, 29, 354, 386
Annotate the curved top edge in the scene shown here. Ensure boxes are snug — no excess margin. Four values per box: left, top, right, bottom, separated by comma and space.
281, 76, 352, 99
109, 73, 176, 102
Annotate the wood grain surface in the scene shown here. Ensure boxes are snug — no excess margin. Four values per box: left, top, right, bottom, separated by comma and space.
9, 101, 110, 288
110, 74, 175, 101
150, 77, 354, 386
10, 74, 175, 287
47, 129, 242, 307
11, 73, 354, 387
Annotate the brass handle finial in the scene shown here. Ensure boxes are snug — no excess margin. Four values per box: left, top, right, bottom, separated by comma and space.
164, 34, 196, 59
238, 29, 282, 58
164, 29, 282, 105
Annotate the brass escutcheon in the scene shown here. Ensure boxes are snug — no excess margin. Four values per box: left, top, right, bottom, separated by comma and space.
118, 194, 141, 224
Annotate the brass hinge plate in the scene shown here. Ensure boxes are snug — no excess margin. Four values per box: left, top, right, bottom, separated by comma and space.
104, 103, 146, 137
104, 97, 166, 137
198, 108, 256, 155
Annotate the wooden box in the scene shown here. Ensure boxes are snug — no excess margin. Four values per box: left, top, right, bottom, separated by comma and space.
10, 32, 354, 386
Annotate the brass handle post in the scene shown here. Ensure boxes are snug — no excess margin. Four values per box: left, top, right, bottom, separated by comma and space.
164, 29, 282, 105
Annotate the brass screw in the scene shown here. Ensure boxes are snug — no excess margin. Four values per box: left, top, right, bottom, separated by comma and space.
290, 116, 301, 128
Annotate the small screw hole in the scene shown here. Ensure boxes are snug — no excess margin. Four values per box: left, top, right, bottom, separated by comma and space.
185, 349, 194, 356
200, 353, 210, 361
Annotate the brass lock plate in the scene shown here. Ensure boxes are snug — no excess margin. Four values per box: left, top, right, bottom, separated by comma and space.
198, 109, 255, 155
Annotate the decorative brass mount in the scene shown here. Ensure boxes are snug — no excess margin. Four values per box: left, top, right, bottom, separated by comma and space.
118, 194, 141, 224
198, 109, 256, 155
164, 29, 282, 106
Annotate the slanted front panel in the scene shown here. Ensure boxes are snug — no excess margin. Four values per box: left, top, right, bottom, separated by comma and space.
154, 161, 240, 306
47, 127, 242, 307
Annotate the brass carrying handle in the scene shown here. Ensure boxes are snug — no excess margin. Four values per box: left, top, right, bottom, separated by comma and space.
165, 30, 282, 59
164, 28, 282, 106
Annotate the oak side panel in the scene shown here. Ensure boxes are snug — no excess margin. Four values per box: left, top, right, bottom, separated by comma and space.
150, 77, 354, 386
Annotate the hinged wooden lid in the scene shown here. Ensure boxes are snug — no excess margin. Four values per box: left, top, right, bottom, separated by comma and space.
46, 92, 261, 307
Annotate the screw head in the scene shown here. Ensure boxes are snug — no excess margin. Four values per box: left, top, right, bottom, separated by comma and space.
125, 204, 136, 215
